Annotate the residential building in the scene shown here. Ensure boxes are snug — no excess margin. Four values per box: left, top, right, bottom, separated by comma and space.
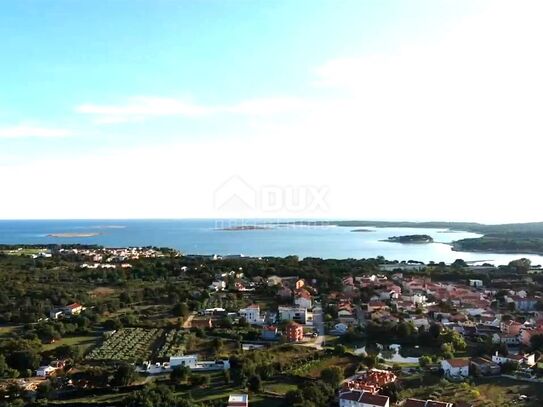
470, 357, 501, 376
239, 304, 264, 325
170, 355, 198, 369
261, 325, 278, 340
339, 390, 390, 407
36, 365, 56, 377
441, 358, 469, 378
227, 394, 248, 407
285, 321, 304, 342
492, 351, 536, 367
294, 288, 312, 309
278, 306, 312, 325
62, 303, 83, 316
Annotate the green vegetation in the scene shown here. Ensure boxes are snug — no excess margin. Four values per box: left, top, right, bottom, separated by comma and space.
385, 234, 434, 243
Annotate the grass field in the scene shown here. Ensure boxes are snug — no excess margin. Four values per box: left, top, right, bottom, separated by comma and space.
42, 334, 101, 352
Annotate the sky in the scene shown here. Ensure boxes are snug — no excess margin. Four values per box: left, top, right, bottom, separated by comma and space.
1, 0, 543, 222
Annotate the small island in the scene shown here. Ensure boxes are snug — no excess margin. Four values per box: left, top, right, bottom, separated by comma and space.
351, 228, 374, 232
384, 234, 434, 244
48, 232, 101, 238
218, 225, 271, 231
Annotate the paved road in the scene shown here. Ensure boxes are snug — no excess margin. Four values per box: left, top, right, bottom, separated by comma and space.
312, 303, 325, 349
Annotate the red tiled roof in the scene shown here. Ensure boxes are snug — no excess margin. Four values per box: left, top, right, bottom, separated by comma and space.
445, 358, 469, 368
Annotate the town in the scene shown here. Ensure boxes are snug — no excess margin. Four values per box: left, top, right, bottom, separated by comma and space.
0, 246, 543, 406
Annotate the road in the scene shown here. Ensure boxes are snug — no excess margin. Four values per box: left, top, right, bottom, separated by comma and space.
312, 303, 325, 349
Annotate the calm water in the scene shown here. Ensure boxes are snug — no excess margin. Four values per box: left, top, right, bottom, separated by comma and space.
0, 219, 542, 266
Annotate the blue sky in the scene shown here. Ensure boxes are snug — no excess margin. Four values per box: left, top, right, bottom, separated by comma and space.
1, 1, 542, 220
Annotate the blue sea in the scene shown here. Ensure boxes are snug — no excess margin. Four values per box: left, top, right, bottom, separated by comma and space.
0, 219, 542, 266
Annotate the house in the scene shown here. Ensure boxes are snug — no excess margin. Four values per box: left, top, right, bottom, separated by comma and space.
239, 304, 264, 325
367, 300, 388, 313
469, 279, 484, 288
62, 303, 83, 316
511, 296, 538, 311
339, 390, 390, 407
285, 321, 304, 342
36, 365, 56, 377
49, 310, 63, 320
441, 358, 469, 378
294, 288, 313, 309
492, 351, 536, 367
261, 325, 278, 340
501, 320, 523, 336
227, 394, 248, 407
470, 357, 501, 376
278, 306, 312, 325
170, 355, 198, 369
404, 399, 453, 407
208, 281, 226, 291
267, 275, 283, 286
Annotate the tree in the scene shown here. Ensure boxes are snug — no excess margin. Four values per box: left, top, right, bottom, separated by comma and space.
320, 366, 343, 388
419, 355, 432, 368
0, 355, 18, 379
211, 338, 224, 356
173, 303, 190, 318
248, 374, 262, 392
222, 369, 231, 385
285, 389, 304, 405
170, 366, 190, 384
508, 258, 531, 273
111, 363, 136, 387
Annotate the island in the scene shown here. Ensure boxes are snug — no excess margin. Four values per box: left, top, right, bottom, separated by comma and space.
384, 234, 434, 243
351, 228, 374, 232
218, 225, 271, 231
47, 232, 101, 238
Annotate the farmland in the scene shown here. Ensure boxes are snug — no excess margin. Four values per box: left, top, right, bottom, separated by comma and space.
86, 328, 164, 362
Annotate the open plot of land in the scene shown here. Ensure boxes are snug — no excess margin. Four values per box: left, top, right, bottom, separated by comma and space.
291, 354, 360, 378
43, 334, 101, 352
401, 374, 543, 407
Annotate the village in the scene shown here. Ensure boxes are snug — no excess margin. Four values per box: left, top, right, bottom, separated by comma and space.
1, 247, 543, 406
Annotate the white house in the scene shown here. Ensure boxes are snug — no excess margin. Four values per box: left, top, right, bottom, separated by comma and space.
36, 365, 56, 377
294, 289, 312, 309
239, 304, 264, 325
170, 355, 198, 369
441, 358, 469, 378
278, 306, 312, 325
49, 310, 63, 319
228, 394, 248, 407
492, 352, 536, 367
339, 390, 390, 407
62, 303, 83, 316
208, 281, 226, 291
469, 279, 484, 288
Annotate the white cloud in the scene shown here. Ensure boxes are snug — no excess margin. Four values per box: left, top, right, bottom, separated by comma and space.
76, 96, 315, 123
76, 97, 210, 124
0, 125, 72, 139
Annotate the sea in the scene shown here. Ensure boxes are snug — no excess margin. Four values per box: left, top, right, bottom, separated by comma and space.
0, 219, 542, 266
